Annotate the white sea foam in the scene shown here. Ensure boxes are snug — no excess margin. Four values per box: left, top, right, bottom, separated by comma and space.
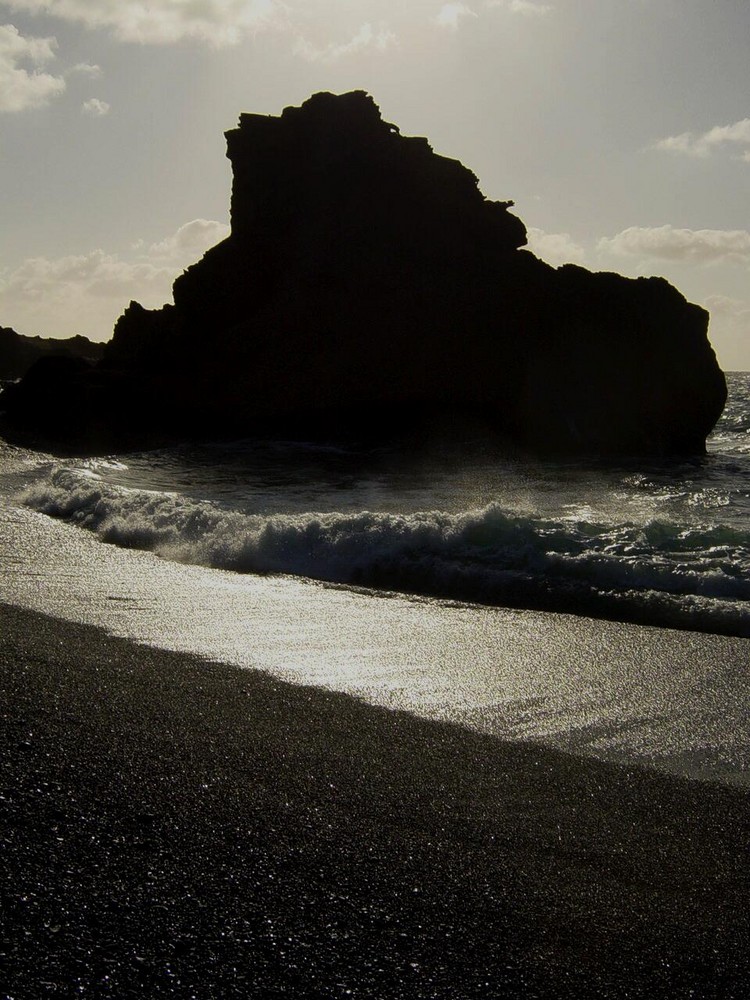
19, 466, 750, 635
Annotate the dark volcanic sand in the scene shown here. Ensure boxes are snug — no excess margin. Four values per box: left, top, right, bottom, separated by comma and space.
2, 602, 749, 998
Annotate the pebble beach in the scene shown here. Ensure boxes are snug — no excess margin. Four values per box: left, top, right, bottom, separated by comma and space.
3, 600, 750, 998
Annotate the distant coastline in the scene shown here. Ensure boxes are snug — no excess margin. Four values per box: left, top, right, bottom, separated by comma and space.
0, 325, 104, 381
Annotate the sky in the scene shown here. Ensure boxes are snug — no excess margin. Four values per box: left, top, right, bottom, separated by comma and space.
0, 1, 749, 369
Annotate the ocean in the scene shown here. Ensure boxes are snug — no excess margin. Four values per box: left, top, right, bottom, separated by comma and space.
1, 372, 749, 786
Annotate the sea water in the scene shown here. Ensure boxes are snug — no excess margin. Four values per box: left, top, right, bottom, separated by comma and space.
4, 373, 749, 636
1, 373, 748, 785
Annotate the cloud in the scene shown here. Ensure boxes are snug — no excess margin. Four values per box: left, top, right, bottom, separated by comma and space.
435, 4, 477, 29
295, 21, 395, 63
598, 226, 750, 266
0, 22, 65, 112
0, 250, 175, 339
506, 1, 552, 15
655, 118, 750, 160
147, 219, 230, 259
487, 0, 553, 14
526, 228, 585, 267
0, 219, 230, 340
68, 61, 101, 77
1, 0, 284, 47
81, 96, 109, 116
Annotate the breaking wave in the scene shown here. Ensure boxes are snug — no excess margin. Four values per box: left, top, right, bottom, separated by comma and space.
19, 467, 750, 637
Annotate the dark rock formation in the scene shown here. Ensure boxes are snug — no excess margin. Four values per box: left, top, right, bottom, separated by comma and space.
0, 326, 104, 381
1, 91, 726, 455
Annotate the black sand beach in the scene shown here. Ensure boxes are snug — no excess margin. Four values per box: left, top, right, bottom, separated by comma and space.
2, 601, 749, 998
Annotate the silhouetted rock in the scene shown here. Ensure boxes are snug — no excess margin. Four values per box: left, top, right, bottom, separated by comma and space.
1, 91, 726, 455
0, 326, 105, 381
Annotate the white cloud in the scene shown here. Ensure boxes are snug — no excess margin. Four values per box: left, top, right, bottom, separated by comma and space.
436, 4, 477, 29
487, 0, 553, 14
0, 250, 174, 338
526, 227, 585, 267
148, 219, 230, 260
507, 1, 552, 15
0, 219, 230, 340
295, 21, 395, 63
598, 226, 750, 266
0, 22, 65, 112
68, 61, 101, 77
81, 96, 109, 116
655, 118, 750, 160
2, 0, 284, 47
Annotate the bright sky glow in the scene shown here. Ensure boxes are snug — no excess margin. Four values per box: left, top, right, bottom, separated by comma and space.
1, 0, 749, 369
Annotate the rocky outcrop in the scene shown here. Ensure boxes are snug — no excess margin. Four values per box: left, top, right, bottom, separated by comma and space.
1, 91, 726, 455
0, 327, 104, 381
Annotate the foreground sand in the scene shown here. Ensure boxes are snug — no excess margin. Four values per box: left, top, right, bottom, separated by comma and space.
2, 601, 749, 998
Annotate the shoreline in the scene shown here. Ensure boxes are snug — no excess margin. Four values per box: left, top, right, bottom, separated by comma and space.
2, 601, 749, 997
3, 498, 750, 790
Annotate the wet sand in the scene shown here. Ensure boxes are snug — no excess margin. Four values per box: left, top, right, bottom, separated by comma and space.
2, 601, 749, 998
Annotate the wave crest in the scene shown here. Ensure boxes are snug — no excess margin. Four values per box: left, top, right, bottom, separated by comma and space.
19, 467, 750, 635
